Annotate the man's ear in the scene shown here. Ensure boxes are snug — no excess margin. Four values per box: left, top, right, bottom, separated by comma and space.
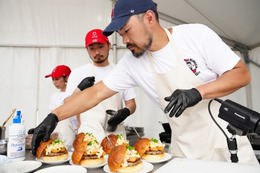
144, 10, 156, 26
65, 76, 69, 83
108, 42, 112, 50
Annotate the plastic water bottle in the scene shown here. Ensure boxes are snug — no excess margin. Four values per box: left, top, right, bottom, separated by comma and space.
7, 110, 25, 161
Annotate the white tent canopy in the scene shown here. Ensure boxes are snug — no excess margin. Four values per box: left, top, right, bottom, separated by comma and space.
158, 0, 260, 49
0, 0, 260, 139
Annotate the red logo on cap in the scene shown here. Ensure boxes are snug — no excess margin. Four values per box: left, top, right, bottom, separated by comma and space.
111, 8, 114, 18
92, 32, 98, 38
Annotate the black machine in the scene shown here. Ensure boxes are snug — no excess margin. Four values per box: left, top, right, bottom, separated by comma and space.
217, 98, 260, 136
210, 98, 260, 163
159, 122, 172, 143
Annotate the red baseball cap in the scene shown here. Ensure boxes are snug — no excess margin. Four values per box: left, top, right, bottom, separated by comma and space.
45, 65, 71, 78
85, 29, 109, 48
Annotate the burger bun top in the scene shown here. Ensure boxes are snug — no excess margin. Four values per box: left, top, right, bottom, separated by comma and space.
36, 139, 54, 159
133, 138, 150, 157
108, 145, 127, 172
72, 133, 88, 165
101, 134, 117, 154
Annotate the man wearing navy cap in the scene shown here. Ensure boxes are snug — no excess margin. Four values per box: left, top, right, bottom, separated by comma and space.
31, 0, 258, 164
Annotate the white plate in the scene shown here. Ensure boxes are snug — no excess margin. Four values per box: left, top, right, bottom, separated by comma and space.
34, 165, 87, 173
142, 153, 172, 164
69, 155, 107, 169
36, 152, 72, 165
0, 160, 42, 173
103, 161, 154, 173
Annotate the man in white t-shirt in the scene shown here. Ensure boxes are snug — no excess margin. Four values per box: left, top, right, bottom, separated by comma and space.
65, 29, 136, 142
31, 0, 258, 165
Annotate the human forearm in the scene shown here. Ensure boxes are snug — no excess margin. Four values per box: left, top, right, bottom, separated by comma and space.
64, 88, 81, 103
52, 81, 117, 121
107, 99, 136, 126
125, 99, 136, 114
164, 60, 250, 118
196, 60, 251, 99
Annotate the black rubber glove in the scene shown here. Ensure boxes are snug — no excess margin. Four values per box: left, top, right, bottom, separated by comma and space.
31, 113, 59, 156
77, 76, 95, 91
107, 108, 130, 126
28, 128, 35, 134
164, 88, 202, 118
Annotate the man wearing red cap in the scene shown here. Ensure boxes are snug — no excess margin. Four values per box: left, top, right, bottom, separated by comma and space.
65, 29, 136, 142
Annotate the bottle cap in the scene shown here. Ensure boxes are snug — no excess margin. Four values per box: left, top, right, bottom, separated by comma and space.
13, 111, 22, 124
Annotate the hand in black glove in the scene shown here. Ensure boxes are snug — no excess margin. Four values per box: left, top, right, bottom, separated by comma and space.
77, 76, 95, 91
164, 88, 202, 118
107, 108, 130, 126
28, 128, 35, 134
31, 113, 59, 156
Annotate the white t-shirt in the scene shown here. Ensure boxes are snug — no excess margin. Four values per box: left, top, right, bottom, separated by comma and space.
49, 91, 78, 127
50, 91, 78, 131
103, 24, 240, 109
49, 91, 67, 110
66, 62, 136, 103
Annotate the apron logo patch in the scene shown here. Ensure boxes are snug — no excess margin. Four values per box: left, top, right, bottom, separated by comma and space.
184, 58, 200, 76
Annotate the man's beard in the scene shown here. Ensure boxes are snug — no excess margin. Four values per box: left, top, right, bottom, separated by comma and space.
127, 34, 153, 58
93, 54, 108, 64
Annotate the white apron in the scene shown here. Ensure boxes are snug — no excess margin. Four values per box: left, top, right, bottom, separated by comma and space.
78, 63, 126, 143
147, 28, 258, 164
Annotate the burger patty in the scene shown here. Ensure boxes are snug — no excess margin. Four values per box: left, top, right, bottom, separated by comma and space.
127, 158, 142, 167
44, 149, 68, 156
144, 150, 164, 155
82, 155, 100, 159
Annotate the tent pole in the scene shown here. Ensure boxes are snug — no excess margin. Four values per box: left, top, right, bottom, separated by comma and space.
35, 48, 41, 126
233, 45, 253, 110
112, 0, 118, 63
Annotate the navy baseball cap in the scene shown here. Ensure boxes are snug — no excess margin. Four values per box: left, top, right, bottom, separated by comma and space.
103, 0, 157, 36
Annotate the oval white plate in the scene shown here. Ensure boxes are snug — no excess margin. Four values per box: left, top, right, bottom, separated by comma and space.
69, 154, 107, 169
142, 153, 172, 164
0, 160, 42, 173
103, 161, 154, 173
36, 152, 72, 165
34, 165, 87, 173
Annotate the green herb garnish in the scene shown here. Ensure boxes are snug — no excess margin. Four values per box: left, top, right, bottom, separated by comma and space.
51, 140, 62, 145
85, 132, 93, 136
116, 134, 123, 139
88, 140, 98, 145
150, 138, 158, 143
126, 145, 135, 150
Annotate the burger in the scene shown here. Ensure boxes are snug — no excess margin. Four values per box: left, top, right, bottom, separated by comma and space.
101, 134, 129, 154
72, 132, 105, 166
36, 139, 68, 161
133, 138, 165, 161
108, 145, 143, 173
